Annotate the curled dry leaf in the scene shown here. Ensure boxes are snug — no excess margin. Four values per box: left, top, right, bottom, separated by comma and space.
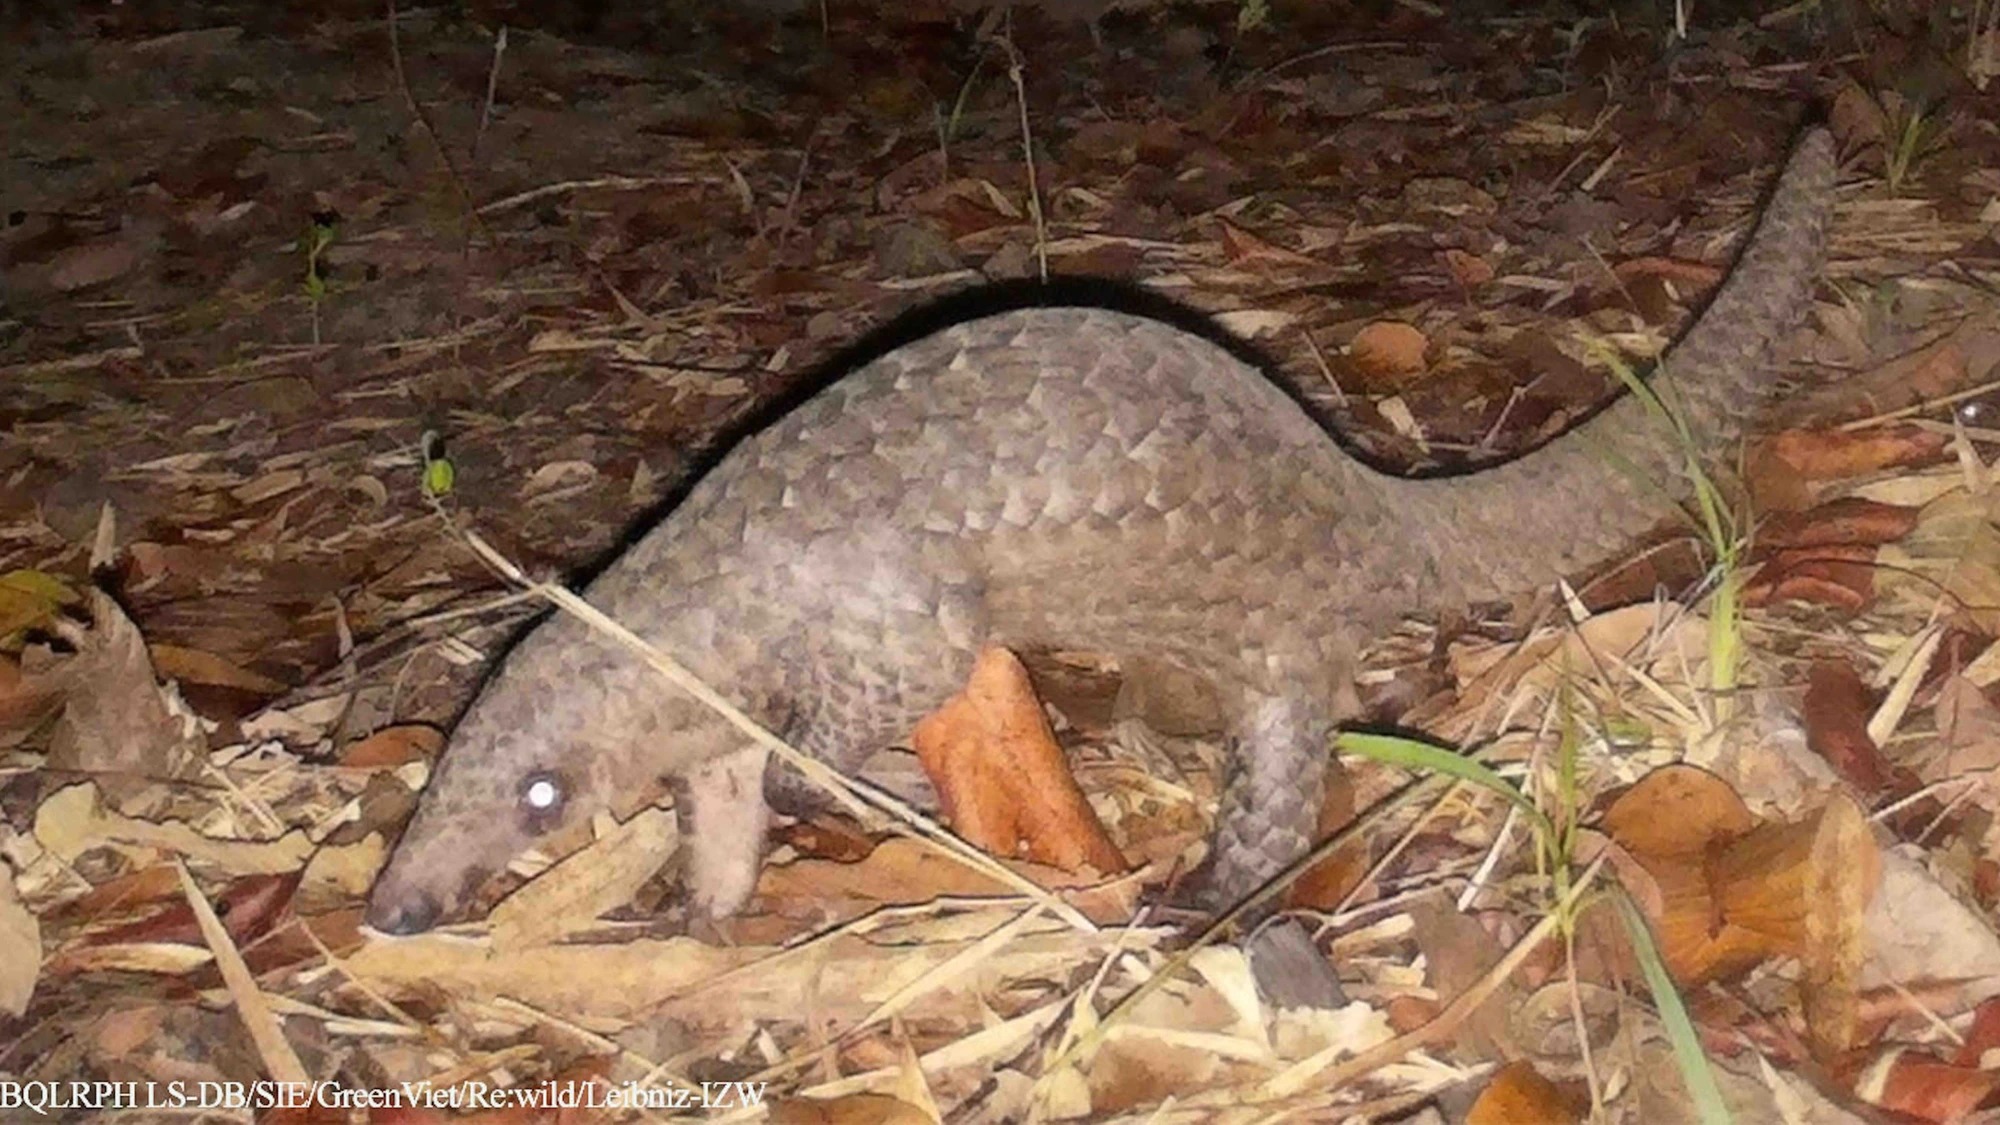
910, 647, 1126, 878
1602, 764, 1881, 1042
1712, 795, 1878, 1053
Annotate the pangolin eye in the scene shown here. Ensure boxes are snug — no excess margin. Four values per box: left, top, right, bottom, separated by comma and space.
518, 770, 566, 828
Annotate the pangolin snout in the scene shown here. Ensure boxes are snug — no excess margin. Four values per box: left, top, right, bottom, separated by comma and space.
364, 887, 442, 935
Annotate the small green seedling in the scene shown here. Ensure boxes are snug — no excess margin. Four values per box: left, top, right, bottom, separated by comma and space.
303, 211, 338, 344
420, 430, 456, 500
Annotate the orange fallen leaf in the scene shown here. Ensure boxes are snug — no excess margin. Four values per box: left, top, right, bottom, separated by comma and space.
1347, 321, 1428, 388
1601, 763, 1879, 1029
1741, 567, 1873, 611
1467, 1060, 1586, 1125
911, 647, 1125, 877
1599, 764, 1754, 863
338, 724, 444, 770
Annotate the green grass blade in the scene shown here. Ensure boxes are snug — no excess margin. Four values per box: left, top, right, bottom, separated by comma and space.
1336, 732, 1554, 841
1615, 891, 1733, 1125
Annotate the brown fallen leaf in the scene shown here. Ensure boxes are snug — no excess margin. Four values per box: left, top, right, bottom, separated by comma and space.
1804, 659, 1892, 794
1611, 253, 1726, 291
1217, 219, 1321, 269
44, 865, 183, 927
1753, 425, 1948, 481
0, 651, 64, 742
1951, 995, 2000, 1068
149, 643, 288, 695
1743, 497, 1915, 608
911, 647, 1126, 878
1858, 1049, 2000, 1123
1741, 543, 1878, 610
1406, 898, 1518, 1063
47, 589, 202, 778
48, 872, 298, 974
1467, 1060, 1587, 1125
1757, 497, 1921, 550
1440, 247, 1494, 288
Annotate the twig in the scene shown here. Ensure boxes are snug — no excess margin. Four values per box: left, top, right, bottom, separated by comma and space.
991, 24, 1049, 282
472, 25, 507, 163
383, 1, 494, 249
